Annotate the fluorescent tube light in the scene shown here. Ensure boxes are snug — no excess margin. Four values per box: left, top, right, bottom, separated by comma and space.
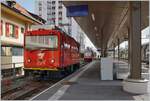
91, 13, 95, 21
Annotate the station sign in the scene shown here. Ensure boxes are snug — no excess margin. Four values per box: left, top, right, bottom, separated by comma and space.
66, 5, 88, 17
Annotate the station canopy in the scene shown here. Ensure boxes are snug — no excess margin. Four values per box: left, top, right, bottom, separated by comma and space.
63, 1, 149, 49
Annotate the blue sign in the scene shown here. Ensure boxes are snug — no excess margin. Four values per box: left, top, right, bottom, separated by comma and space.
66, 5, 88, 17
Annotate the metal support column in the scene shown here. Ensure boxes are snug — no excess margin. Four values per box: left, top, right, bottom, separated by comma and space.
101, 28, 107, 57
128, 1, 141, 79
117, 38, 120, 60
103, 48, 107, 57
113, 43, 115, 59
101, 44, 107, 57
127, 27, 130, 64
101, 29, 104, 57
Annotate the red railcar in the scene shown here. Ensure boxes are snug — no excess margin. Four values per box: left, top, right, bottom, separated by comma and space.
84, 47, 94, 62
24, 26, 80, 76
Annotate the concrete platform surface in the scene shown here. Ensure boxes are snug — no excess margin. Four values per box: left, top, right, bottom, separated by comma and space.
31, 60, 150, 100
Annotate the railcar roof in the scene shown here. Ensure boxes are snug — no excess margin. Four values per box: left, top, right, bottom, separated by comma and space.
25, 29, 80, 46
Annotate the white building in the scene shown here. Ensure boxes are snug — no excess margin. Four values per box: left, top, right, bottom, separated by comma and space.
35, 0, 69, 31
35, 0, 85, 52
1, 1, 44, 77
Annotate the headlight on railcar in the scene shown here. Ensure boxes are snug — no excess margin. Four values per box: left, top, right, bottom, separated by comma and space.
51, 59, 55, 63
27, 59, 31, 63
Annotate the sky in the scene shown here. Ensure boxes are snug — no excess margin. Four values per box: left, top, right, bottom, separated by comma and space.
15, 0, 99, 51
16, 0, 149, 51
15, 0, 35, 13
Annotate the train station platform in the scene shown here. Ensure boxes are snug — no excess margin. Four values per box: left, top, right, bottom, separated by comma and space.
31, 60, 150, 100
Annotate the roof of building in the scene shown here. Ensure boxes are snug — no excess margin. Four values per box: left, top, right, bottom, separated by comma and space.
1, 1, 46, 24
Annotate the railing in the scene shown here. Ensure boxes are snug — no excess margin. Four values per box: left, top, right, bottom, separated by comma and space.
1, 62, 24, 79
1, 62, 25, 94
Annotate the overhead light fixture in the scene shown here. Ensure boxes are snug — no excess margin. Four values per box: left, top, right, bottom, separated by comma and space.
91, 13, 95, 21
94, 26, 97, 31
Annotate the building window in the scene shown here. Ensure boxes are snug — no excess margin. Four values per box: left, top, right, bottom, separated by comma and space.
38, 2, 42, 6
51, 18, 56, 25
21, 27, 24, 33
59, 12, 62, 15
47, 7, 51, 9
52, 12, 55, 15
52, 1, 55, 4
1, 46, 23, 56
5, 22, 19, 38
47, 1, 51, 4
58, 1, 62, 4
1, 46, 12, 56
59, 6, 62, 9
0, 20, 3, 35
12, 47, 23, 56
9, 24, 15, 37
47, 13, 51, 15
52, 7, 55, 10
39, 7, 42, 11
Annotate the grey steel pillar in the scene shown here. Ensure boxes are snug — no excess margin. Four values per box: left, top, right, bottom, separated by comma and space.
101, 48, 106, 57
113, 43, 115, 58
100, 28, 107, 57
117, 38, 120, 60
128, 1, 141, 79
103, 48, 107, 57
101, 29, 104, 57
127, 27, 130, 64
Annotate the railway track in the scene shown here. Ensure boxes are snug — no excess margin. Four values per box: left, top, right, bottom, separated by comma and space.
1, 78, 59, 100
1, 62, 88, 100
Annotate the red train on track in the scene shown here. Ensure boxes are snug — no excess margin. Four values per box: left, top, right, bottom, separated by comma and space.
24, 25, 80, 77
84, 47, 94, 62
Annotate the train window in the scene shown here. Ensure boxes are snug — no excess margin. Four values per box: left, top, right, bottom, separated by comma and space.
25, 35, 58, 49
49, 36, 58, 48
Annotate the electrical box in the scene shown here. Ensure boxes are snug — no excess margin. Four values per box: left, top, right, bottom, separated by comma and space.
100, 57, 113, 80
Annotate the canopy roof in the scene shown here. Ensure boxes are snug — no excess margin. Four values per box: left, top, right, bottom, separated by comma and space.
63, 1, 149, 49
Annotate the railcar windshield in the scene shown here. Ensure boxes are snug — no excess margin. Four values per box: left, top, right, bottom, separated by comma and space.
25, 35, 58, 50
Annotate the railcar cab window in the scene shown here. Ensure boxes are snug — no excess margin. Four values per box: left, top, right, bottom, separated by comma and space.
25, 35, 58, 50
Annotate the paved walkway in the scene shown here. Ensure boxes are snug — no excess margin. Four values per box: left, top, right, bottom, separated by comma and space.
31, 60, 150, 100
